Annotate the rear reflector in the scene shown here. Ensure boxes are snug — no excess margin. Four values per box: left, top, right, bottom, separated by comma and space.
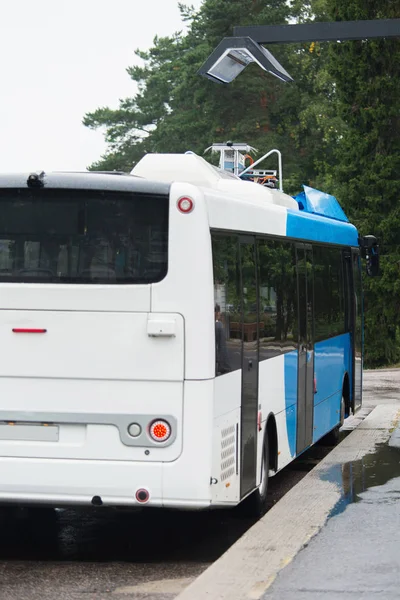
12, 328, 47, 334
177, 196, 194, 214
135, 488, 150, 503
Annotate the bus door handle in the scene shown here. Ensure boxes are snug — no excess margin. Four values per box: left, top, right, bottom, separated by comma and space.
147, 318, 176, 337
248, 359, 253, 370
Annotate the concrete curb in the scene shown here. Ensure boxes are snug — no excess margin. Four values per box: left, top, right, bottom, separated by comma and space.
175, 404, 400, 600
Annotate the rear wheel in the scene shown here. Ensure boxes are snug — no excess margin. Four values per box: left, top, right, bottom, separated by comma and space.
240, 435, 269, 518
320, 395, 345, 446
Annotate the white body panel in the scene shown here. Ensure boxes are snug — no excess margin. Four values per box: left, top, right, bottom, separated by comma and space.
211, 371, 242, 503
205, 187, 287, 237
0, 379, 184, 461
0, 380, 214, 507
0, 283, 151, 312
259, 356, 295, 471
153, 183, 215, 380
131, 152, 298, 211
1, 311, 183, 381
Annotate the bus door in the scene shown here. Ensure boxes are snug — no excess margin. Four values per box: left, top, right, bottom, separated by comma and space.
239, 237, 259, 498
296, 244, 314, 454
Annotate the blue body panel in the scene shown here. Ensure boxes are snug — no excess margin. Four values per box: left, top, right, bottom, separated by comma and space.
284, 334, 352, 455
313, 333, 352, 443
282, 189, 358, 457
284, 351, 298, 458
286, 209, 359, 246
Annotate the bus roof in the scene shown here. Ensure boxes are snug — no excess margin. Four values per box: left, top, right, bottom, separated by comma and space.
0, 171, 171, 196
0, 165, 359, 247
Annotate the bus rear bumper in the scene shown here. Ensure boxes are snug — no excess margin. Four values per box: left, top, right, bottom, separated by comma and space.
0, 493, 211, 510
0, 456, 211, 510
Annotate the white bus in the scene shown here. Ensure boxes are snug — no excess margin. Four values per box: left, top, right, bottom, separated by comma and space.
0, 153, 373, 516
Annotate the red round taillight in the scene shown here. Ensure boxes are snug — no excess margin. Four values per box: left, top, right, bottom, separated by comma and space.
149, 420, 171, 442
177, 196, 194, 214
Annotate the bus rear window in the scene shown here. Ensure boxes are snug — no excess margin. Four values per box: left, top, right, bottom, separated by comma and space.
0, 189, 168, 284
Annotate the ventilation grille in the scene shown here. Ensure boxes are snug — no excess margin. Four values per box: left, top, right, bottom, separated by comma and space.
220, 424, 236, 482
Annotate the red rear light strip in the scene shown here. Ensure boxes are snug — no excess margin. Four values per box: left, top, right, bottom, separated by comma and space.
12, 328, 47, 334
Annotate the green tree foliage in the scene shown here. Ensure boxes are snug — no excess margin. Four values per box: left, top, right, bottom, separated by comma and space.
83, 0, 336, 194
322, 0, 400, 366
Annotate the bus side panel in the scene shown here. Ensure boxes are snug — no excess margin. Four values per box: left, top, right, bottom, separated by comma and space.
211, 408, 241, 504
151, 183, 215, 381
313, 333, 351, 443
313, 391, 342, 443
211, 371, 241, 504
283, 351, 298, 465
162, 380, 214, 507
257, 353, 297, 475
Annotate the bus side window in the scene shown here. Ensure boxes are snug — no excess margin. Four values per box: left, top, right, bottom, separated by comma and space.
258, 239, 297, 360
314, 246, 346, 341
211, 234, 240, 376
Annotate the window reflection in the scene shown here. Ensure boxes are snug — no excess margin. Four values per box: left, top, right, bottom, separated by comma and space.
314, 246, 346, 340
212, 232, 350, 374
212, 235, 241, 376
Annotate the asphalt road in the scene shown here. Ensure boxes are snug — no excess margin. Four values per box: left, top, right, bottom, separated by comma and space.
0, 456, 320, 600
0, 369, 397, 600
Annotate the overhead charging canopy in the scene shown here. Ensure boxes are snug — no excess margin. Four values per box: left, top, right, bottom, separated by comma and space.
199, 20, 400, 85
198, 36, 293, 84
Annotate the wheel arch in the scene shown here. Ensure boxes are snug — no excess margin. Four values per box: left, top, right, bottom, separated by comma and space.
265, 412, 278, 473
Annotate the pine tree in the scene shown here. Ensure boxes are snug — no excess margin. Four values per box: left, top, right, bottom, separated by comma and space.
325, 0, 400, 366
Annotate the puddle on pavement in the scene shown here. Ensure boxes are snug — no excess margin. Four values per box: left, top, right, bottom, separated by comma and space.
322, 435, 400, 518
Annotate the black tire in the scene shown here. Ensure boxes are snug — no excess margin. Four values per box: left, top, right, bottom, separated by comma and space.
320, 395, 345, 446
240, 435, 269, 518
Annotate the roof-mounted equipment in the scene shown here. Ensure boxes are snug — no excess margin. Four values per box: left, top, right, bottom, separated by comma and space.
204, 141, 283, 192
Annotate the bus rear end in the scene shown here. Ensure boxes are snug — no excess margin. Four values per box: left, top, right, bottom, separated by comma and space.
0, 173, 215, 508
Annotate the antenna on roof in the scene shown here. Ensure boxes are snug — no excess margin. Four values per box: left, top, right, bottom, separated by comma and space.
27, 171, 46, 188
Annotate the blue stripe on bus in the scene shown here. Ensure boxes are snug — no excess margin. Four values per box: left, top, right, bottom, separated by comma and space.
286, 209, 359, 246
284, 351, 298, 457
313, 332, 352, 443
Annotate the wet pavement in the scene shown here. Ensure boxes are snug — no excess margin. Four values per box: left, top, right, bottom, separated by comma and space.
262, 425, 400, 600
324, 439, 400, 518
260, 369, 400, 600
0, 369, 399, 600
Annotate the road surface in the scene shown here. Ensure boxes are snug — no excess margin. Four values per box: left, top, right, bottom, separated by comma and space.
0, 369, 397, 600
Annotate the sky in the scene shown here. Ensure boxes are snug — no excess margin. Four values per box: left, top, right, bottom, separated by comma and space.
0, 0, 203, 172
